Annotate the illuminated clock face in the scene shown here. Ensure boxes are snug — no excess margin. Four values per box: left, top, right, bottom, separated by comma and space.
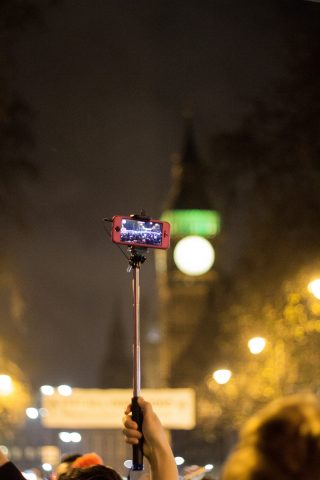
173, 235, 215, 276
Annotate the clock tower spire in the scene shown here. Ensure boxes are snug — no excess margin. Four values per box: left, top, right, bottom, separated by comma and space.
165, 117, 213, 211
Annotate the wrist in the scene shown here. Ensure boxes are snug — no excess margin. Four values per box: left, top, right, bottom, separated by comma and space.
148, 443, 178, 478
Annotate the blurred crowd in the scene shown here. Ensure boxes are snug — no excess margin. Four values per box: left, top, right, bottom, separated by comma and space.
1, 393, 320, 480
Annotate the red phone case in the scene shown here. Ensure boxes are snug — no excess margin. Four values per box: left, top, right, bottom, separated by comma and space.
112, 216, 170, 249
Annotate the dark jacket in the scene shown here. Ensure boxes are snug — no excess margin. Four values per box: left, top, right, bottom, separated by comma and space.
0, 461, 25, 480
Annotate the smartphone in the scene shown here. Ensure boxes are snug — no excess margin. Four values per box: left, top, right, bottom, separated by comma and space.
112, 215, 170, 249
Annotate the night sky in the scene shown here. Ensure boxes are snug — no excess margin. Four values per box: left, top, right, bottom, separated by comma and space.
6, 0, 313, 388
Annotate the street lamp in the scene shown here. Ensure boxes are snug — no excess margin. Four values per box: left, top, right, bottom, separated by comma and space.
40, 385, 55, 396
26, 408, 39, 420
0, 375, 13, 396
308, 279, 320, 300
57, 385, 72, 396
248, 337, 266, 355
58, 431, 81, 443
213, 369, 232, 385
42, 464, 53, 473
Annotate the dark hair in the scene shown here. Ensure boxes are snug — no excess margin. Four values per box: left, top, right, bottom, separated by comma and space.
60, 465, 122, 480
60, 454, 83, 464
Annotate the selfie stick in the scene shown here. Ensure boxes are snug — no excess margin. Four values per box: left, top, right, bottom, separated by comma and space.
128, 244, 147, 471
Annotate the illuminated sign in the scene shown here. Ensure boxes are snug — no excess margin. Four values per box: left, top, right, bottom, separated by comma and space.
41, 388, 195, 430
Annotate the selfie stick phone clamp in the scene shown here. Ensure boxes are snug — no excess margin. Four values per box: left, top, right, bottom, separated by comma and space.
127, 213, 150, 471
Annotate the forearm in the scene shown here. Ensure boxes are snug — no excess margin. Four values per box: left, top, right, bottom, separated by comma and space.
148, 444, 178, 480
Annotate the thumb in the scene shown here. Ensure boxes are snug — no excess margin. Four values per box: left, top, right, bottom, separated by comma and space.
137, 397, 150, 413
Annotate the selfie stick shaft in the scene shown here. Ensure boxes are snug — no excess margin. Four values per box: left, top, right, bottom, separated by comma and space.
132, 263, 144, 470
133, 265, 141, 396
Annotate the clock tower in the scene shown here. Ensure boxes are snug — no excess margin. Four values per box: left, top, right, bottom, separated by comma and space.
156, 121, 220, 386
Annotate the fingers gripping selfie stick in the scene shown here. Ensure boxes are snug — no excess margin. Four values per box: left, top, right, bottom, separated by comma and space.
128, 245, 146, 471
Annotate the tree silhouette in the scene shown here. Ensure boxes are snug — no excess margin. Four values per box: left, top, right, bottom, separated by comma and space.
194, 0, 320, 441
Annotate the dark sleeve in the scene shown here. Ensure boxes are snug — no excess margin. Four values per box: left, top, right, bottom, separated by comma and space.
0, 461, 25, 480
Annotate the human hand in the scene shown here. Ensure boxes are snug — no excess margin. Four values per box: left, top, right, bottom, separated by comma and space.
123, 397, 178, 480
123, 397, 172, 460
0, 447, 9, 467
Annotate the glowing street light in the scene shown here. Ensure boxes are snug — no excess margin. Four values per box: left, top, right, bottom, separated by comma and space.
308, 279, 320, 300
26, 408, 39, 420
0, 371, 31, 429
59, 431, 81, 443
40, 385, 55, 396
57, 385, 72, 396
22, 471, 37, 480
59, 432, 72, 443
39, 408, 48, 418
248, 337, 266, 354
0, 375, 13, 396
70, 432, 81, 443
42, 463, 52, 473
213, 369, 232, 384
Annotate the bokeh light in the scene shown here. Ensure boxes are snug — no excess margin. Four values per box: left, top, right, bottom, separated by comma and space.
57, 385, 72, 396
40, 385, 54, 396
213, 369, 232, 384
308, 279, 320, 300
26, 408, 39, 420
248, 337, 266, 354
0, 375, 13, 396
58, 431, 81, 443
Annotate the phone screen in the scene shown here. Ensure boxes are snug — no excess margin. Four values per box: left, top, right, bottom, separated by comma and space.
120, 218, 163, 247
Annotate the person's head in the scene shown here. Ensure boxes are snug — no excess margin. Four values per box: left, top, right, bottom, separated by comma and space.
55, 453, 82, 479
59, 465, 122, 480
222, 393, 320, 480
55, 453, 103, 480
